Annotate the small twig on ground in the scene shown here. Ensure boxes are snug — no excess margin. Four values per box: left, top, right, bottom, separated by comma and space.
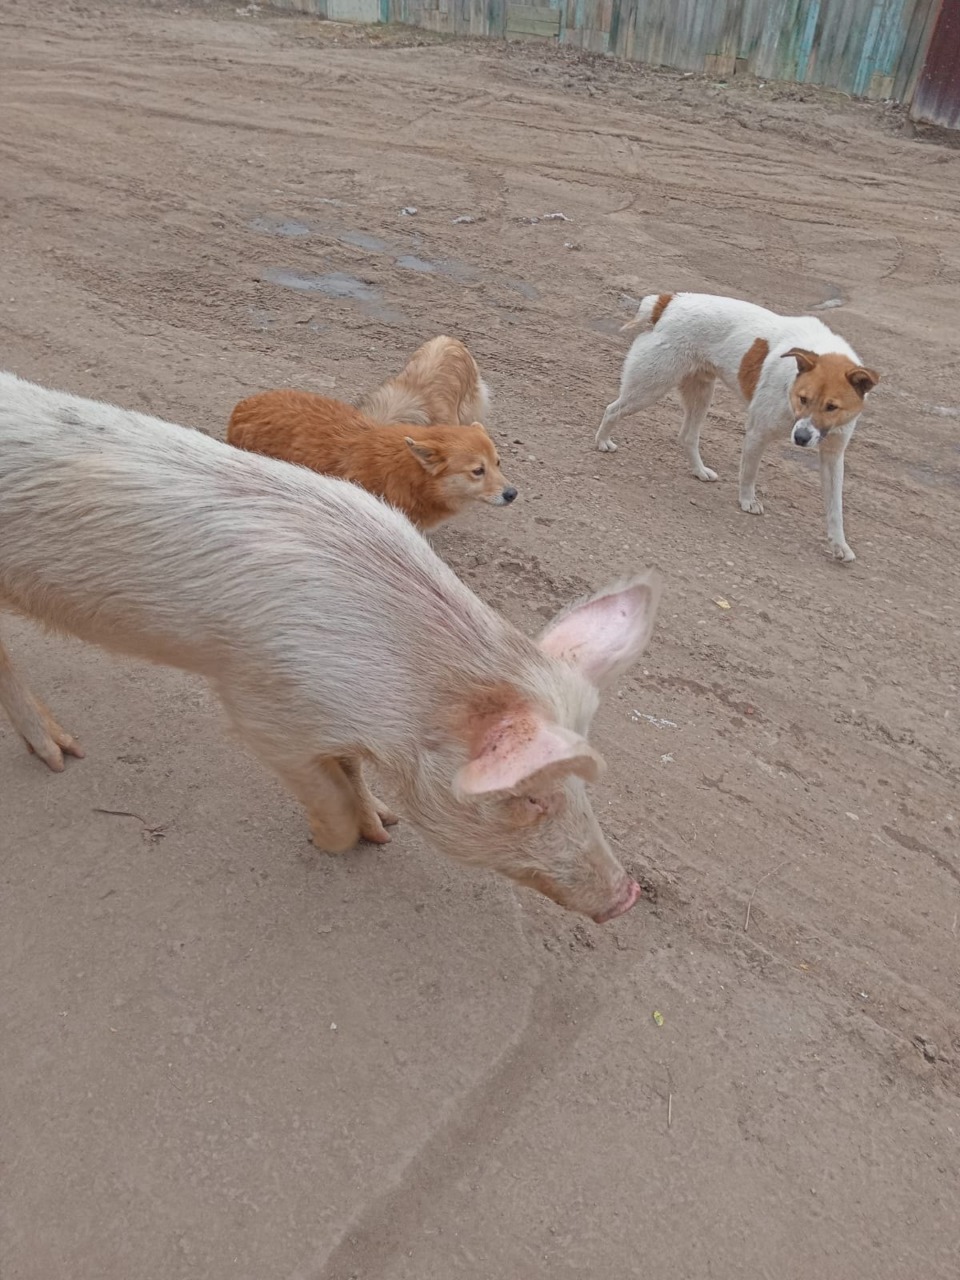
93, 807, 166, 841
667, 1092, 673, 1129
743, 859, 789, 933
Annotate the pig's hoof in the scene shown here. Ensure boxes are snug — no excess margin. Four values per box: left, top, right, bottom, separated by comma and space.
310, 823, 362, 855
359, 819, 392, 845
374, 797, 399, 827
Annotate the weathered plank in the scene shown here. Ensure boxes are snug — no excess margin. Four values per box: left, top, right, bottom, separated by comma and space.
506, 4, 561, 36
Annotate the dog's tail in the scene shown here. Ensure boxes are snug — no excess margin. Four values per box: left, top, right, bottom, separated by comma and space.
355, 383, 431, 427
620, 292, 675, 336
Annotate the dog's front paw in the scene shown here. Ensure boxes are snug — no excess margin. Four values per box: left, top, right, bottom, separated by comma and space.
597, 438, 618, 453
739, 495, 764, 516
23, 716, 85, 772
830, 541, 856, 563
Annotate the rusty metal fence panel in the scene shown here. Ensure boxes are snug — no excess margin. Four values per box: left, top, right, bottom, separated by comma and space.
911, 0, 960, 127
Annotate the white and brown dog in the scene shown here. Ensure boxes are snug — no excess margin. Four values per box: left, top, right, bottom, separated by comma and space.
595, 292, 880, 562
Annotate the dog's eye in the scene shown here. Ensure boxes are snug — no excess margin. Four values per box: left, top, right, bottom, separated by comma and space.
472, 466, 485, 477
798, 395, 809, 406
825, 403, 838, 412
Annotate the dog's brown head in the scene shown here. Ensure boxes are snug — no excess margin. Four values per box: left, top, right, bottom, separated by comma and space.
405, 423, 517, 520
782, 349, 880, 448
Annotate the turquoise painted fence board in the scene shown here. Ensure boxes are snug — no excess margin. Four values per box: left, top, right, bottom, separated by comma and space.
274, 0, 944, 110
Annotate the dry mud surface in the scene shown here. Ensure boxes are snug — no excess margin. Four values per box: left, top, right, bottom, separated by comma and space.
2, 2, 959, 1277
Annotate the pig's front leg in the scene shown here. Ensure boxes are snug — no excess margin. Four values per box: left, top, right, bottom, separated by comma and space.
339, 756, 399, 844
260, 752, 365, 853
220, 691, 396, 851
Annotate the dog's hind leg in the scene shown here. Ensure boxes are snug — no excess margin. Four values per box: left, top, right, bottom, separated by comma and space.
678, 373, 718, 481
0, 627, 84, 770
596, 338, 680, 453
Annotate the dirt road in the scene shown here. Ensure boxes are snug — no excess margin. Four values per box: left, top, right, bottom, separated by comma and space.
2, 2, 959, 1276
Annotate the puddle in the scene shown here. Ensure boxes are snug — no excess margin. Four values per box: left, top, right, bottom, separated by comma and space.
505, 278, 539, 300
338, 224, 540, 299
339, 231, 391, 253
248, 216, 312, 238
395, 253, 480, 283
396, 253, 439, 274
261, 268, 404, 326
907, 463, 960, 490
247, 306, 277, 331
261, 268, 378, 302
588, 316, 626, 336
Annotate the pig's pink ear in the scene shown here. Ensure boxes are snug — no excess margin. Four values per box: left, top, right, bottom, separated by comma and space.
538, 569, 661, 689
455, 715, 603, 797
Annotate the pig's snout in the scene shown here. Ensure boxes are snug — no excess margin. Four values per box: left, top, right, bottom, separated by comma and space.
591, 878, 641, 924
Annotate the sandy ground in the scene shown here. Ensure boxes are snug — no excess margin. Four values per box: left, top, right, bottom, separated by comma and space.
2, 2, 959, 1276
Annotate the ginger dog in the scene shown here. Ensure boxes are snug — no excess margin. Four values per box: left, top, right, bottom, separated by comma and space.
596, 292, 880, 562
227, 392, 516, 531
357, 335, 489, 426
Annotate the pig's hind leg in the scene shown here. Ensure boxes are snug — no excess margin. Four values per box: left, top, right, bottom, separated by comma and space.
0, 629, 84, 771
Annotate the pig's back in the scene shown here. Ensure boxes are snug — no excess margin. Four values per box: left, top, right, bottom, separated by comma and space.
0, 372, 505, 697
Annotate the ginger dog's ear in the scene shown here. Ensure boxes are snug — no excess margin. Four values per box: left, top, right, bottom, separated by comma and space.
405, 437, 444, 473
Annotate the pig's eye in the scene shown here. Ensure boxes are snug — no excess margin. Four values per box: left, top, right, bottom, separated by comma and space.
472, 465, 485, 477
506, 792, 565, 827
506, 794, 549, 827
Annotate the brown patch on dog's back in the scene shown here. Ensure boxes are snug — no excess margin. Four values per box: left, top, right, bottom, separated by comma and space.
651, 293, 674, 326
738, 337, 769, 401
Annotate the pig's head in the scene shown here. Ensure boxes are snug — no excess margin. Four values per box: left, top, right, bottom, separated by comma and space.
413, 571, 661, 922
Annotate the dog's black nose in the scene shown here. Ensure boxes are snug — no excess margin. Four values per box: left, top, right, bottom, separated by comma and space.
502, 487, 518, 504
794, 426, 814, 447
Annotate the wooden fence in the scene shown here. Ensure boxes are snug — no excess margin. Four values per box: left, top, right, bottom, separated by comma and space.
273, 0, 953, 117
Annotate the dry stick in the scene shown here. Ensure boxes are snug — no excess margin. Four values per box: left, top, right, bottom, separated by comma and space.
93, 807, 165, 835
667, 1092, 673, 1129
743, 859, 789, 933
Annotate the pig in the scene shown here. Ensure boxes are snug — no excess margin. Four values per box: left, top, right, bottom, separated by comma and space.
0, 371, 661, 922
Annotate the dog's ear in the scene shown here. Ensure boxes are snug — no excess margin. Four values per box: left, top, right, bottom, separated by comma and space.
847, 366, 880, 397
782, 348, 819, 374
405, 437, 444, 473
